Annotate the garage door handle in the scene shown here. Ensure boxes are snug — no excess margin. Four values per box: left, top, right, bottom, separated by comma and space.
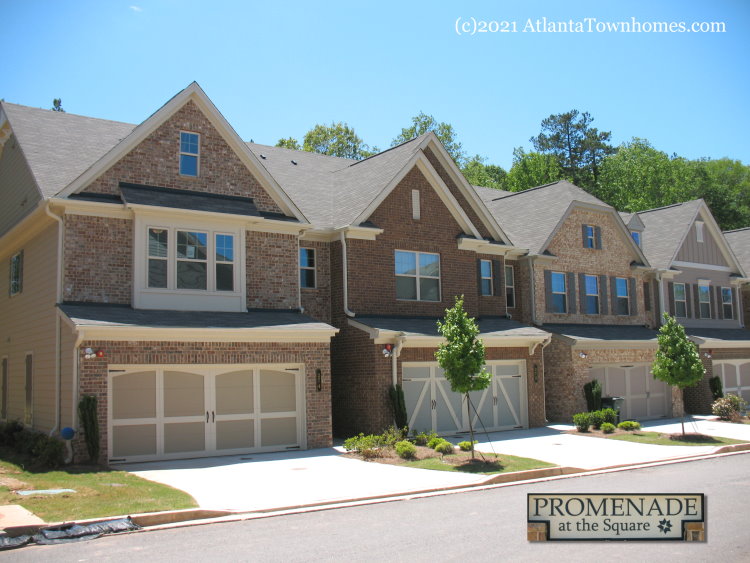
212, 411, 215, 423
206, 411, 209, 423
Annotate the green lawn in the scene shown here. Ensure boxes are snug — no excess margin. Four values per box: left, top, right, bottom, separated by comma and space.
403, 452, 555, 475
607, 431, 745, 447
0, 460, 197, 523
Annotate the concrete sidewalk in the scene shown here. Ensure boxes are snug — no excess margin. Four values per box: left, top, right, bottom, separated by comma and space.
120, 415, 750, 513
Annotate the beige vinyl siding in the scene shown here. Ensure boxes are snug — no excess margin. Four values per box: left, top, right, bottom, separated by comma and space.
675, 222, 729, 267
0, 134, 42, 237
0, 224, 59, 430
59, 322, 77, 428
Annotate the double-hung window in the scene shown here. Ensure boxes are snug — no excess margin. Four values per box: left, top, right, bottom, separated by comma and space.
179, 132, 200, 176
479, 260, 493, 296
584, 275, 599, 314
583, 225, 596, 248
721, 287, 733, 319
147, 227, 234, 292
630, 231, 641, 247
300, 248, 316, 289
395, 251, 440, 301
673, 283, 687, 318
9, 251, 23, 296
505, 265, 515, 308
615, 277, 630, 315
698, 282, 711, 319
551, 272, 567, 314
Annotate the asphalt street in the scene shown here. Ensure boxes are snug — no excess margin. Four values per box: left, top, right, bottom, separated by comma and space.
8, 453, 750, 562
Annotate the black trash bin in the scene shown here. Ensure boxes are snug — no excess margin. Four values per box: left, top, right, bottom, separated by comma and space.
600, 397, 624, 423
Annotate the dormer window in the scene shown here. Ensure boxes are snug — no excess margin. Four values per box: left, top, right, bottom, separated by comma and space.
630, 231, 641, 247
582, 225, 602, 249
179, 132, 200, 176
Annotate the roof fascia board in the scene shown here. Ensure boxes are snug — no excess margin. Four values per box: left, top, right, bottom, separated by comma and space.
72, 325, 339, 343
457, 237, 527, 257
690, 337, 750, 349
0, 202, 51, 260
52, 197, 133, 219
54, 84, 308, 223
570, 340, 658, 350
420, 135, 512, 244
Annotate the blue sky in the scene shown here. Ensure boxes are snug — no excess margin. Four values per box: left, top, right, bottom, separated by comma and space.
2, 0, 748, 169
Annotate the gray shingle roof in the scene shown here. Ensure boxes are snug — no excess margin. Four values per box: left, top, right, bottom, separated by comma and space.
687, 328, 750, 343
544, 324, 658, 343
247, 137, 425, 229
2, 102, 135, 198
352, 315, 549, 339
118, 183, 262, 217
474, 180, 611, 253
59, 303, 335, 332
724, 228, 750, 274
635, 200, 703, 270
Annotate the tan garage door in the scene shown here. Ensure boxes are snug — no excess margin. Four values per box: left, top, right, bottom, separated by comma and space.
713, 361, 750, 404
591, 364, 670, 420
108, 365, 304, 462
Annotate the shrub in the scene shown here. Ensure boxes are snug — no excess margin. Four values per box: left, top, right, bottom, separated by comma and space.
427, 436, 444, 449
458, 440, 477, 452
712, 393, 747, 421
601, 422, 616, 434
573, 412, 590, 432
589, 410, 605, 430
343, 433, 384, 458
434, 441, 454, 455
412, 430, 436, 446
0, 422, 64, 470
381, 425, 408, 447
601, 408, 618, 426
708, 376, 723, 400
584, 379, 602, 412
78, 395, 100, 463
395, 440, 417, 459
389, 385, 408, 430
618, 420, 641, 431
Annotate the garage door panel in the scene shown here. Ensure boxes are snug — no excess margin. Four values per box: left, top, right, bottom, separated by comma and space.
164, 371, 205, 417
112, 371, 156, 419
597, 364, 669, 420
498, 376, 522, 427
217, 419, 254, 450
215, 370, 254, 415
164, 421, 205, 454
716, 361, 750, 405
435, 378, 463, 434
469, 386, 493, 430
260, 370, 296, 413
112, 425, 156, 458
605, 368, 627, 397
261, 417, 297, 447
740, 364, 750, 387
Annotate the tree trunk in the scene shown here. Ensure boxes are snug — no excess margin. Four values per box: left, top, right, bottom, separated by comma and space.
466, 393, 475, 460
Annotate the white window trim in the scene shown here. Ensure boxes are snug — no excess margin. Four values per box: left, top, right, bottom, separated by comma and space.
551, 271, 567, 314
9, 251, 23, 297
615, 277, 630, 316
134, 214, 245, 312
695, 221, 705, 243
721, 287, 733, 319
698, 280, 711, 319
505, 265, 515, 308
480, 259, 493, 296
179, 131, 200, 177
300, 248, 317, 289
584, 274, 600, 315
395, 250, 441, 302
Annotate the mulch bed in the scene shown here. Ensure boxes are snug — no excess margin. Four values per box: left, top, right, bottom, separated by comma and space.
343, 445, 500, 469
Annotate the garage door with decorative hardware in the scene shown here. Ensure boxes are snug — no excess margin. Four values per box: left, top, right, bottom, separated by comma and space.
402, 361, 527, 435
713, 361, 750, 404
108, 365, 304, 462
591, 364, 669, 420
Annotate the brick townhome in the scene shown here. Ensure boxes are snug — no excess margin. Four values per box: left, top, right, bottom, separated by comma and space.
724, 227, 750, 329
246, 136, 550, 437
475, 181, 680, 422
0, 84, 338, 463
634, 201, 749, 413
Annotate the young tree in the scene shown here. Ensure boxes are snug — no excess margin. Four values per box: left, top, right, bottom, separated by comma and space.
651, 313, 705, 436
435, 296, 491, 458
392, 112, 466, 166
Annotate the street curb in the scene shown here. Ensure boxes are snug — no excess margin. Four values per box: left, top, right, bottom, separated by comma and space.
5, 446, 750, 538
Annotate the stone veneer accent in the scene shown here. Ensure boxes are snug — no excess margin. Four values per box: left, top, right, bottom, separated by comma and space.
84, 100, 282, 214
64, 214, 133, 304
74, 340, 332, 464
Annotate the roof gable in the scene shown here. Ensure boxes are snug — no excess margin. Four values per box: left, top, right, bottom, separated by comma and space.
55, 83, 306, 221
724, 228, 750, 275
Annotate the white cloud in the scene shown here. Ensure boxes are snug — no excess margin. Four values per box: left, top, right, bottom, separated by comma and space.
129, 5, 143, 12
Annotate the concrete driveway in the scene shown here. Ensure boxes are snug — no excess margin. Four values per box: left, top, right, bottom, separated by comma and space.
116, 416, 750, 512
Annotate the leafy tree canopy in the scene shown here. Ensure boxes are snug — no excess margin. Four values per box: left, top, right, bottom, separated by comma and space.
303, 122, 377, 160
462, 154, 507, 190
275, 137, 301, 150
652, 313, 705, 390
505, 147, 566, 192
392, 112, 466, 166
51, 98, 65, 112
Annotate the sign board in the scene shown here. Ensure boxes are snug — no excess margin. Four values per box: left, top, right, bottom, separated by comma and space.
527, 494, 705, 541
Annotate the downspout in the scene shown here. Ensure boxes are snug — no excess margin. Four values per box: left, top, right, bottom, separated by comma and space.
340, 231, 355, 317
656, 271, 665, 325
738, 284, 746, 329
44, 203, 64, 435
296, 231, 305, 314
391, 335, 406, 386
527, 256, 537, 325
539, 337, 551, 423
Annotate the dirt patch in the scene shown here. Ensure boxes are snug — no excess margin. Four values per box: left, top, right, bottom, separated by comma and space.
0, 476, 29, 490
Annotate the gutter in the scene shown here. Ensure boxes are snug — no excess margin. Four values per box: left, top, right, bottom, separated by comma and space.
527, 256, 537, 325
391, 334, 406, 387
297, 231, 305, 314
44, 203, 64, 436
339, 231, 355, 317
